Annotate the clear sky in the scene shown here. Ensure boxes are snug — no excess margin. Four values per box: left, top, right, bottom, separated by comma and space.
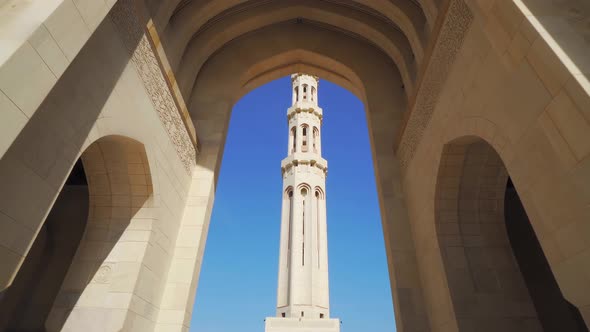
190, 76, 396, 332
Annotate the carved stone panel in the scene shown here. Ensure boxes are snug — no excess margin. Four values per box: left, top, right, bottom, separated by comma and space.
397, 0, 473, 171
109, 0, 197, 173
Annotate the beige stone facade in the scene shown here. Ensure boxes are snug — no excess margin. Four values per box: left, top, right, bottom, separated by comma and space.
0, 0, 588, 331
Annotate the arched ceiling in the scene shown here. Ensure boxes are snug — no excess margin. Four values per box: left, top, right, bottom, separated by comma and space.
186, 22, 406, 152
145, 0, 443, 106
141, 0, 446, 151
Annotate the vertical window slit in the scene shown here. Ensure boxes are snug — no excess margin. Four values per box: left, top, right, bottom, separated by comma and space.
316, 191, 320, 268
301, 187, 307, 267
302, 126, 308, 152
292, 128, 297, 153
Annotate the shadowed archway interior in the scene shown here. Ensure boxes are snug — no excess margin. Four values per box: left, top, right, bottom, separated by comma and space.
0, 136, 154, 331
505, 178, 589, 332
435, 138, 588, 332
0, 159, 89, 331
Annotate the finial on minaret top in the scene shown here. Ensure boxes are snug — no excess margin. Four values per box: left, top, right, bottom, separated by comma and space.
291, 73, 319, 106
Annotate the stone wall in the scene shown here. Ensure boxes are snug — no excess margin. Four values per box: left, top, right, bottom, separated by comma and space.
0, 1, 200, 330
401, 0, 590, 330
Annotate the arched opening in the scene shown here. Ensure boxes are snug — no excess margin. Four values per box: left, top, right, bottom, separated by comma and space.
299, 184, 309, 267
137, 5, 418, 330
0, 135, 154, 331
286, 187, 294, 272
176, 24, 420, 330
435, 137, 588, 331
192, 76, 393, 331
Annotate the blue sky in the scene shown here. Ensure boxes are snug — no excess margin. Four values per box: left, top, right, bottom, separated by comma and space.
190, 76, 395, 332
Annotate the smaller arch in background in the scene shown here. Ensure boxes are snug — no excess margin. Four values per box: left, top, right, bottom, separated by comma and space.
0, 135, 157, 331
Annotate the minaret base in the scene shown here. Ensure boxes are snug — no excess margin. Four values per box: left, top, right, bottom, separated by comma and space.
264, 317, 340, 332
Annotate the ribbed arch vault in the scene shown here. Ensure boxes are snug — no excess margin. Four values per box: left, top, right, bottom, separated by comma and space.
146, 0, 440, 111
151, 0, 438, 35
160, 0, 429, 63
169, 0, 421, 88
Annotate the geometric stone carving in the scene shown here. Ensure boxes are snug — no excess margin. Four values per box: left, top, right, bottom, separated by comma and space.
397, 0, 473, 171
109, 0, 197, 173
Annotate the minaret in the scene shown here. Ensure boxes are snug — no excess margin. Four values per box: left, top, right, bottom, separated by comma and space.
265, 74, 340, 332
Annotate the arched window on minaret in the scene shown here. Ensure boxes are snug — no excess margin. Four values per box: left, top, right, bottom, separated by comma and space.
287, 189, 293, 268
315, 190, 321, 268
290, 127, 296, 153
294, 86, 299, 104
313, 127, 319, 153
302, 125, 309, 152
300, 186, 308, 266
314, 188, 325, 269
291, 127, 297, 153
303, 84, 308, 101
311, 86, 316, 102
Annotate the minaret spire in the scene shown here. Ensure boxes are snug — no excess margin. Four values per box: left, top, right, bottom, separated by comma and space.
265, 74, 340, 332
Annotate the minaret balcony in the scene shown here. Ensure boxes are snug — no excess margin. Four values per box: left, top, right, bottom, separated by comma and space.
287, 104, 323, 120
281, 153, 328, 174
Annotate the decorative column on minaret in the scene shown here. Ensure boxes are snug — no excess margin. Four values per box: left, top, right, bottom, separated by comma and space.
265, 74, 340, 332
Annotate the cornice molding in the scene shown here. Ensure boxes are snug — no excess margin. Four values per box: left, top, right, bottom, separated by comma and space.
287, 107, 323, 121
281, 159, 328, 175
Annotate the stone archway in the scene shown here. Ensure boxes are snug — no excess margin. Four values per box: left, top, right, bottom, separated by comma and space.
0, 135, 156, 331
435, 137, 588, 331
46, 135, 156, 331
184, 21, 423, 330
